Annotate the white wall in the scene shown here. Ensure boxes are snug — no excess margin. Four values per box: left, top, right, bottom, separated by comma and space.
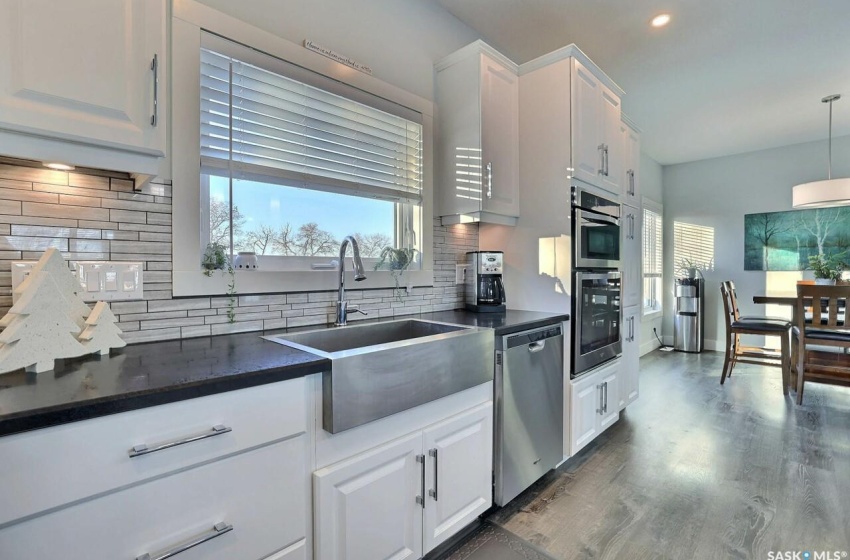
639, 152, 663, 355
194, 0, 480, 102
661, 134, 850, 349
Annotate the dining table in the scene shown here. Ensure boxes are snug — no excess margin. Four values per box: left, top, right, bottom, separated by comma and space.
752, 294, 803, 324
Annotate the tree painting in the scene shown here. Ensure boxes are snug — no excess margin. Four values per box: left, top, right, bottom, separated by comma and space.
744, 207, 850, 271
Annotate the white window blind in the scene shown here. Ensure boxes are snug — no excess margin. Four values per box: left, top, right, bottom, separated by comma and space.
201, 47, 423, 204
643, 207, 663, 312
643, 208, 663, 278
674, 222, 715, 271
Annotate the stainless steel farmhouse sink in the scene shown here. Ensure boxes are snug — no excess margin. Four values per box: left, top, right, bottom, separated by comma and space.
264, 319, 494, 433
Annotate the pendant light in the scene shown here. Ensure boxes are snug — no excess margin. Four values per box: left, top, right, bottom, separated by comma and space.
792, 94, 850, 208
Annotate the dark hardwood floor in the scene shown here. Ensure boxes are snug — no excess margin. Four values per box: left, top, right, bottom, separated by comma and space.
488, 349, 850, 560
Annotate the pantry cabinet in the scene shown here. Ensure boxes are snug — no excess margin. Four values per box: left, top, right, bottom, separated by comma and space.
436, 41, 519, 225
620, 306, 640, 410
314, 402, 493, 559
622, 119, 641, 205
569, 358, 620, 456
0, 0, 167, 174
621, 204, 642, 310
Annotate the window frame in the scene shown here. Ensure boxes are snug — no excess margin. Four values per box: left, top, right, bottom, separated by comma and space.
642, 198, 663, 318
171, 5, 435, 297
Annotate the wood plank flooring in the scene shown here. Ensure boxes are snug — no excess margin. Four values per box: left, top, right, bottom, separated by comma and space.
488, 350, 850, 560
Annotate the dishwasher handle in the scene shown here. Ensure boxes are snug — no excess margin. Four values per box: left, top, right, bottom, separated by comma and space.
527, 340, 546, 353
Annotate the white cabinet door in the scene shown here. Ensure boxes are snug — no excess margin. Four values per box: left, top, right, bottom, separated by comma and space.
598, 85, 622, 194
314, 432, 423, 560
570, 371, 601, 456
570, 59, 602, 187
480, 54, 519, 218
622, 123, 641, 204
0, 0, 165, 155
598, 365, 620, 432
423, 402, 493, 553
621, 205, 642, 310
620, 306, 640, 410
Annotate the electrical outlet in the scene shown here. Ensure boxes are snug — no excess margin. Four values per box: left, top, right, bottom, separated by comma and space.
74, 261, 144, 301
455, 264, 469, 285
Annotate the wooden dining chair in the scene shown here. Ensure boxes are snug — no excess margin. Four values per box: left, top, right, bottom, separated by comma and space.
720, 281, 791, 394
793, 284, 850, 404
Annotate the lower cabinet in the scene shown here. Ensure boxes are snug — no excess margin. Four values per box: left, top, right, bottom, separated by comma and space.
569, 358, 620, 456
314, 402, 493, 560
620, 305, 640, 410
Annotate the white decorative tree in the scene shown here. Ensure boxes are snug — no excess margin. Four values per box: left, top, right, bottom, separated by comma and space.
0, 271, 88, 373
4, 248, 90, 329
79, 301, 126, 356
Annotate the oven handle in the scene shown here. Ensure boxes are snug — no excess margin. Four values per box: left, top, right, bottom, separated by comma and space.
574, 208, 619, 227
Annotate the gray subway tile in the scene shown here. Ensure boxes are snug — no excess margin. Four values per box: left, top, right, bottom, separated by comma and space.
22, 202, 108, 221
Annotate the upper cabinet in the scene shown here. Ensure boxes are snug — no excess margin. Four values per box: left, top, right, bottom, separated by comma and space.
0, 0, 166, 175
570, 58, 623, 195
622, 117, 641, 205
436, 41, 519, 226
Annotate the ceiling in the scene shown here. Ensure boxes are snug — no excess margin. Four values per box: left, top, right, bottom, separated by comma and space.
436, 0, 850, 165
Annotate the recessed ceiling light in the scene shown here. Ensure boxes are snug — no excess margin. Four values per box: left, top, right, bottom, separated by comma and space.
651, 13, 671, 27
43, 162, 75, 171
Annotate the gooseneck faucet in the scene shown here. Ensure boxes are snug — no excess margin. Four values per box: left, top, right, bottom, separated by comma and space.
336, 236, 367, 326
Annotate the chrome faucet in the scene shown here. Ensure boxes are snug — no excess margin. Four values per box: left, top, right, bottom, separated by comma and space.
336, 236, 367, 326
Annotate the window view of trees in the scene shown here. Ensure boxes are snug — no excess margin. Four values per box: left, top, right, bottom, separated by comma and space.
208, 200, 393, 258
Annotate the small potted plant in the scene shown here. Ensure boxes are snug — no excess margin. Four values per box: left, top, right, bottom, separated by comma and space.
807, 253, 845, 285
202, 242, 237, 322
374, 247, 418, 301
676, 256, 712, 279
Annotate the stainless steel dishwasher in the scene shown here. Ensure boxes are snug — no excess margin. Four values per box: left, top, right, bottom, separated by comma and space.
494, 323, 564, 506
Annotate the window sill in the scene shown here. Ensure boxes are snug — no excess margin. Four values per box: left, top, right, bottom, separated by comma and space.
643, 309, 663, 320
173, 269, 435, 297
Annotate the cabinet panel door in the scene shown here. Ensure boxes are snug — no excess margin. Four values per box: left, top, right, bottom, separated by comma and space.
621, 307, 640, 410
480, 54, 519, 218
423, 402, 493, 553
570, 373, 601, 456
622, 124, 641, 203
0, 0, 165, 154
314, 432, 423, 560
599, 86, 622, 194
621, 205, 642, 310
570, 59, 602, 187
598, 367, 620, 432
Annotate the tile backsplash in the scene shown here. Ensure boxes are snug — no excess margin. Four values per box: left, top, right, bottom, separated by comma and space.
0, 159, 478, 344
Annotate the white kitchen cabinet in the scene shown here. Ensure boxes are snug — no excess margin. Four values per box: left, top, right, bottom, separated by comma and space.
622, 118, 641, 205
423, 403, 493, 552
0, 0, 166, 174
436, 41, 519, 225
314, 432, 424, 560
314, 401, 493, 560
569, 57, 623, 195
569, 358, 620, 456
621, 204, 642, 310
620, 306, 640, 410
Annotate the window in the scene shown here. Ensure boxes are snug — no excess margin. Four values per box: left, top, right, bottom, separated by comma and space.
643, 205, 663, 315
200, 44, 423, 270
673, 222, 715, 274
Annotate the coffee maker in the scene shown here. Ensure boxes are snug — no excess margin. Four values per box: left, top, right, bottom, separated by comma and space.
465, 251, 506, 313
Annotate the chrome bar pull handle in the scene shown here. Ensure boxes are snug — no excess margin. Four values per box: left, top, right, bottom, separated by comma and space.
129, 425, 232, 458
596, 383, 604, 414
416, 454, 425, 507
150, 54, 159, 127
598, 144, 605, 175
603, 381, 609, 413
136, 522, 232, 560
428, 448, 438, 501
603, 144, 609, 176
486, 161, 493, 199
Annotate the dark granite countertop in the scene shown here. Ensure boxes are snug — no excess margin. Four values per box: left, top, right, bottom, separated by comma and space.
0, 308, 569, 438
419, 309, 569, 336
0, 331, 328, 437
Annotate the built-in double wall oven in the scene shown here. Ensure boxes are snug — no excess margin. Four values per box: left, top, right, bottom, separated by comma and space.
571, 186, 622, 377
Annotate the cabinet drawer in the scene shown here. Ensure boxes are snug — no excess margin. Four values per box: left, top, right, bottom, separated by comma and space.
0, 436, 308, 560
0, 376, 306, 525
